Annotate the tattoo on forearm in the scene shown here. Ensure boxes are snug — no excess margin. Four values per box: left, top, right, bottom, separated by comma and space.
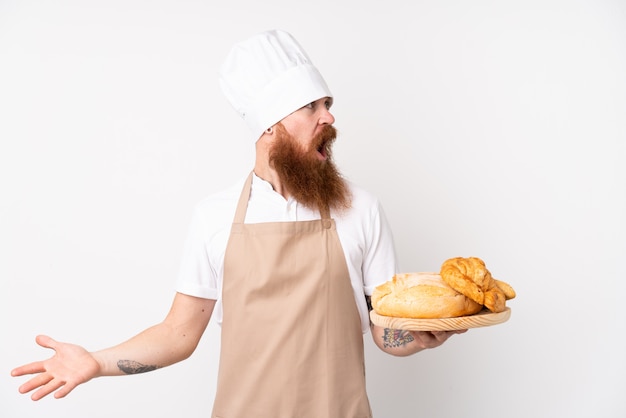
382, 329, 415, 349
117, 360, 159, 375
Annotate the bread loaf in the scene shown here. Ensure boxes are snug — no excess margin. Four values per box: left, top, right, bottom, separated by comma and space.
371, 272, 483, 319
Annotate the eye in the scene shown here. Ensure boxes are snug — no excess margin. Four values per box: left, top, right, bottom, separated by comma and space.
325, 98, 333, 110
304, 102, 315, 109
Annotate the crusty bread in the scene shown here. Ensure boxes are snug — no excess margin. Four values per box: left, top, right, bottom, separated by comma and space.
371, 272, 483, 319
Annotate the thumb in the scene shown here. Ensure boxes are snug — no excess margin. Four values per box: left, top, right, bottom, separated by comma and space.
35, 335, 58, 350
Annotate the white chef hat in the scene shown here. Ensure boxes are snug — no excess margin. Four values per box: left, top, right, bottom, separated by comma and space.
219, 29, 333, 140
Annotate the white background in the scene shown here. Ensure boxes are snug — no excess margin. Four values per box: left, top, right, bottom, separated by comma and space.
1, 1, 624, 417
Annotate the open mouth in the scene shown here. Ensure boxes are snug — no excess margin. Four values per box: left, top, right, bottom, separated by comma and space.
317, 141, 328, 160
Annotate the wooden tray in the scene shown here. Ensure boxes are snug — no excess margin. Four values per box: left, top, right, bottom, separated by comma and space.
370, 307, 511, 331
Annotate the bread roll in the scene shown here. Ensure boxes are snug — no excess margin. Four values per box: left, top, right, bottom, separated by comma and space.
371, 272, 483, 319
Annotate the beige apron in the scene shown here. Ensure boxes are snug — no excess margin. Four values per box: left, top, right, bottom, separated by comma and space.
212, 172, 371, 418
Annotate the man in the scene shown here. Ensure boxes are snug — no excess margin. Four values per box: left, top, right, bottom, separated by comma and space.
12, 30, 464, 417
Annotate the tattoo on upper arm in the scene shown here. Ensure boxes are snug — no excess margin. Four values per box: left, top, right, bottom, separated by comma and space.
117, 360, 159, 375
382, 329, 415, 349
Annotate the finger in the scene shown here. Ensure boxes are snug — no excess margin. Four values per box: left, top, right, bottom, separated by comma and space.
31, 378, 65, 401
411, 331, 439, 347
54, 381, 77, 399
12, 336, 58, 377
11, 361, 46, 377
18, 373, 53, 394
412, 331, 452, 348
431, 331, 451, 342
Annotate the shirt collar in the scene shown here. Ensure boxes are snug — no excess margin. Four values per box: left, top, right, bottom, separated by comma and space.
251, 172, 275, 192
251, 172, 297, 205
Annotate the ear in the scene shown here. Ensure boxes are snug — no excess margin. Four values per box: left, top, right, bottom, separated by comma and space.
258, 125, 277, 146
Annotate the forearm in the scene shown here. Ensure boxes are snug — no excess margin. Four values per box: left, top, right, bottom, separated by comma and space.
370, 324, 425, 356
93, 322, 195, 376
94, 293, 214, 377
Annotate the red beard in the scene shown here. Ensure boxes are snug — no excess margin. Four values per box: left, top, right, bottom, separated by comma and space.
269, 123, 351, 214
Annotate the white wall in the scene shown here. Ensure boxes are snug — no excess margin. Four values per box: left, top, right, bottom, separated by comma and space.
1, 1, 624, 417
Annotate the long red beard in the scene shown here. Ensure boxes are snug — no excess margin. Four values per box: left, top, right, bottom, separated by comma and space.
269, 123, 351, 214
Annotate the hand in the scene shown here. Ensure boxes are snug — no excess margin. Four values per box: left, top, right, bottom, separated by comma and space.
409, 329, 468, 350
11, 335, 101, 400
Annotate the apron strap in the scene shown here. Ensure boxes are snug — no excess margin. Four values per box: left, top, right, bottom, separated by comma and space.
233, 171, 254, 224
319, 204, 332, 228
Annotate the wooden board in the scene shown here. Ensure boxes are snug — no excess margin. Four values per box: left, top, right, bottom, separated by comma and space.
370, 307, 511, 331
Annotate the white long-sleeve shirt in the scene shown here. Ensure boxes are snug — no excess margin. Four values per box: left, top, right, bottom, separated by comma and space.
176, 172, 398, 333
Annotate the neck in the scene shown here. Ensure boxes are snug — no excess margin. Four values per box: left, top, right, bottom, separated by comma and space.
253, 138, 289, 199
